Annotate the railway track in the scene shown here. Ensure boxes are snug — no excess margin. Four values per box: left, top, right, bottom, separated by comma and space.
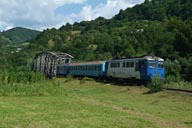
165, 88, 192, 93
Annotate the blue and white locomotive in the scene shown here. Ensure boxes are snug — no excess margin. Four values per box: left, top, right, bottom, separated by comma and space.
56, 56, 165, 81
107, 56, 164, 81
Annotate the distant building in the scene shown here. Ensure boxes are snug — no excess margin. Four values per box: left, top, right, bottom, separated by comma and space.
32, 51, 74, 77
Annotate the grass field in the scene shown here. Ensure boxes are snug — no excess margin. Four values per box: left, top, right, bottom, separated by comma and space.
0, 78, 192, 128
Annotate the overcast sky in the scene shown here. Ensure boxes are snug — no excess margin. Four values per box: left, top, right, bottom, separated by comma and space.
0, 0, 144, 31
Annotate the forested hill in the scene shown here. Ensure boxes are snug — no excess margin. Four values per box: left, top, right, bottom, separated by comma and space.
0, 27, 40, 44
29, 0, 192, 59
114, 0, 192, 21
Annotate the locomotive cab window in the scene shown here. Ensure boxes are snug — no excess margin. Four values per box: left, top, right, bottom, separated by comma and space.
158, 61, 164, 68
148, 61, 155, 68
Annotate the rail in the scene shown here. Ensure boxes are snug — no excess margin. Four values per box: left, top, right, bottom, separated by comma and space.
165, 88, 192, 93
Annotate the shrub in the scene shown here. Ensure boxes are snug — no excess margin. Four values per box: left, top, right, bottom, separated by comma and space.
147, 77, 165, 93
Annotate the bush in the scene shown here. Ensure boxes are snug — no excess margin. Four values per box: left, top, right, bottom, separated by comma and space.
147, 77, 165, 93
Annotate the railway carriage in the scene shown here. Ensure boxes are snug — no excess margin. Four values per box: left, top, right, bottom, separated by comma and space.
107, 56, 164, 81
69, 61, 107, 78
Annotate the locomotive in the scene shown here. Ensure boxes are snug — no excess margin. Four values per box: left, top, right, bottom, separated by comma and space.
57, 56, 165, 81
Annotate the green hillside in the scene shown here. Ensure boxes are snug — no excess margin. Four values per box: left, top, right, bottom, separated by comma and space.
114, 0, 192, 21
0, 27, 40, 44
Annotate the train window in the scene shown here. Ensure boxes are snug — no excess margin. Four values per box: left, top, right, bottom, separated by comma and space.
110, 63, 113, 68
123, 62, 125, 68
126, 62, 129, 67
130, 62, 134, 67
148, 61, 155, 68
111, 62, 120, 68
114, 63, 116, 68
158, 62, 164, 68
98, 65, 100, 70
95, 66, 97, 70
94, 66, 96, 71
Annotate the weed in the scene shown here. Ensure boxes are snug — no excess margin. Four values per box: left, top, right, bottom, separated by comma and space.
147, 77, 165, 93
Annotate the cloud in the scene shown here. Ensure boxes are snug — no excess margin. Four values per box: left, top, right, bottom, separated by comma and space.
78, 0, 136, 21
0, 0, 86, 30
0, 0, 144, 31
70, 0, 144, 23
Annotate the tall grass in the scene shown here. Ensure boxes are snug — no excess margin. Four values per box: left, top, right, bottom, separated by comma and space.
0, 81, 64, 96
165, 81, 192, 90
0, 71, 45, 84
0, 71, 65, 96
165, 75, 192, 90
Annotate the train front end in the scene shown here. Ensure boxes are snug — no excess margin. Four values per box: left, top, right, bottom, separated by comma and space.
139, 56, 165, 81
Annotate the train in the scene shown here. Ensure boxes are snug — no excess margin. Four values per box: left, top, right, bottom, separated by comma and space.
56, 56, 165, 82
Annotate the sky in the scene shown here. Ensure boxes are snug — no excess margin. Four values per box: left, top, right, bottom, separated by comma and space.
0, 0, 144, 31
